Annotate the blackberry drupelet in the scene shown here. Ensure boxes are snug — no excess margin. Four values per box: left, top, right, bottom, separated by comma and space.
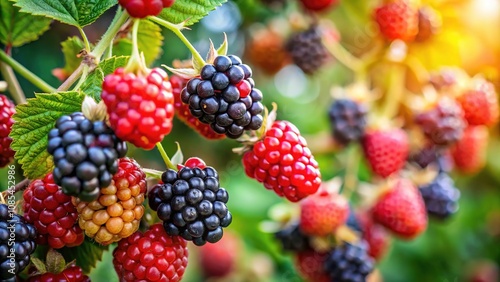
274, 222, 311, 252
47, 112, 127, 202
419, 173, 460, 219
0, 94, 16, 168
0, 204, 37, 282
286, 25, 329, 74
328, 99, 367, 145
181, 55, 264, 139
324, 241, 374, 282
148, 166, 232, 246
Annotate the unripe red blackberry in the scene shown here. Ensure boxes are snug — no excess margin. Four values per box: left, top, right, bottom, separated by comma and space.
0, 204, 37, 282
47, 112, 127, 202
0, 94, 15, 168
23, 173, 84, 249
118, 0, 176, 18
72, 158, 146, 245
328, 99, 367, 145
286, 26, 329, 74
245, 28, 290, 75
181, 55, 264, 139
113, 223, 188, 282
148, 164, 232, 246
242, 120, 321, 202
415, 98, 466, 146
28, 265, 90, 282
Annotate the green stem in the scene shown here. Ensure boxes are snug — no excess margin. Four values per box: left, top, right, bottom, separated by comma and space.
379, 63, 406, 119
143, 168, 163, 179
156, 143, 176, 170
0, 61, 26, 104
72, 65, 89, 91
323, 37, 364, 72
58, 64, 83, 91
149, 16, 205, 68
77, 27, 91, 53
124, 19, 146, 73
339, 144, 360, 199
0, 49, 56, 93
91, 9, 129, 61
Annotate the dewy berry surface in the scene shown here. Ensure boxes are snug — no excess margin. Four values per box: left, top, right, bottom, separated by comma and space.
181, 55, 264, 139
72, 158, 147, 245
23, 173, 84, 249
0, 94, 16, 168
47, 112, 127, 202
102, 67, 175, 149
243, 120, 321, 202
113, 223, 188, 282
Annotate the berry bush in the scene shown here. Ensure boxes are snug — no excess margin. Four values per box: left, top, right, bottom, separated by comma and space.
0, 0, 499, 281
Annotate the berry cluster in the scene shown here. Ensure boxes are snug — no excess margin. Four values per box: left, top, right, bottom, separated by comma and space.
118, 0, 175, 18
72, 158, 146, 245
0, 94, 15, 168
181, 55, 264, 139
324, 241, 375, 282
243, 120, 322, 202
22, 173, 84, 249
101, 67, 175, 150
113, 223, 188, 282
329, 98, 367, 145
286, 25, 329, 74
47, 112, 127, 202
28, 266, 90, 282
149, 161, 232, 246
0, 204, 37, 282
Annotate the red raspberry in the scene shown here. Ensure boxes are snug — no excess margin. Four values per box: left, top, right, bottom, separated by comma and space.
22, 173, 84, 249
357, 212, 390, 260
299, 188, 349, 236
199, 231, 240, 278
374, 0, 419, 42
451, 125, 489, 174
102, 67, 175, 150
458, 79, 499, 126
371, 178, 427, 239
118, 0, 174, 18
170, 75, 224, 140
362, 128, 409, 178
295, 251, 330, 282
0, 94, 15, 168
242, 120, 321, 202
28, 265, 90, 282
299, 0, 339, 12
113, 223, 188, 282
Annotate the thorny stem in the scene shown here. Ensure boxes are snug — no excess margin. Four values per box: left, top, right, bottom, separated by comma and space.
0, 49, 56, 93
0, 61, 26, 104
156, 143, 176, 171
91, 9, 129, 61
339, 144, 360, 199
149, 16, 206, 68
72, 64, 89, 91
78, 27, 92, 53
58, 64, 83, 91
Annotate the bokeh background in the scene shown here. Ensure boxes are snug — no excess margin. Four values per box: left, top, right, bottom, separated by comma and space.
1, 0, 500, 281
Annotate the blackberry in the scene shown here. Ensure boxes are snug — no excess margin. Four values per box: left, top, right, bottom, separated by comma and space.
328, 99, 367, 145
47, 112, 127, 202
419, 173, 460, 219
0, 204, 37, 281
286, 25, 329, 74
0, 94, 15, 168
274, 222, 311, 252
324, 241, 374, 282
148, 166, 232, 246
408, 145, 438, 169
181, 55, 264, 139
415, 99, 466, 146
346, 206, 362, 233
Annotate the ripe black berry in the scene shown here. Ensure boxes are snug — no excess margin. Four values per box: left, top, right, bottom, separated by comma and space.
182, 55, 264, 139
324, 241, 374, 282
149, 166, 232, 246
274, 222, 311, 252
0, 204, 37, 282
419, 173, 460, 219
286, 25, 329, 74
47, 112, 127, 202
329, 99, 367, 145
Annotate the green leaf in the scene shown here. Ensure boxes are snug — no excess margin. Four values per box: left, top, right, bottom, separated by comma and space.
80, 56, 129, 101
171, 142, 184, 167
113, 20, 163, 66
59, 36, 85, 75
14, 0, 117, 27
158, 0, 227, 27
59, 237, 109, 274
10, 91, 84, 179
46, 249, 66, 274
30, 257, 47, 274
0, 0, 51, 47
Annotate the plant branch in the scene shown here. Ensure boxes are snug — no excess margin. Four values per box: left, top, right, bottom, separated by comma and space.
323, 39, 364, 72
339, 144, 360, 199
156, 143, 176, 170
379, 63, 406, 119
143, 168, 163, 179
0, 61, 26, 104
149, 16, 206, 68
0, 49, 56, 93
1, 179, 31, 198
58, 64, 84, 91
77, 27, 91, 53
91, 9, 129, 61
